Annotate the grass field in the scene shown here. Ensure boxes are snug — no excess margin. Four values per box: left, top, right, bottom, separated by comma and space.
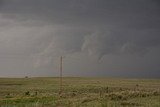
0, 77, 160, 107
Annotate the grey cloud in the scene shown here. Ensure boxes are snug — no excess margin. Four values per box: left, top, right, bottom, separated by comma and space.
0, 0, 160, 77
0, 12, 160, 67
1, 0, 159, 27
82, 29, 160, 59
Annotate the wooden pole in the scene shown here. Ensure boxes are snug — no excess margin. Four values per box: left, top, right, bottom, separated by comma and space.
59, 56, 62, 94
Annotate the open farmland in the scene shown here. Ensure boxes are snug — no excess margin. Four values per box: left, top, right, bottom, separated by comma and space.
0, 77, 160, 107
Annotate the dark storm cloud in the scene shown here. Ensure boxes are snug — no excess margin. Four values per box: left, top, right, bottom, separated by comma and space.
0, 0, 160, 77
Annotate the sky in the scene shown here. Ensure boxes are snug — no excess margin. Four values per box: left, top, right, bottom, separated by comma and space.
0, 0, 160, 78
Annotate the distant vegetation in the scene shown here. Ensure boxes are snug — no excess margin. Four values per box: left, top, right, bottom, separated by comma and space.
0, 77, 160, 107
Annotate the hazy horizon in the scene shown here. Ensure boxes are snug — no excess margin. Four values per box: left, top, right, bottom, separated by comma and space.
0, 0, 160, 78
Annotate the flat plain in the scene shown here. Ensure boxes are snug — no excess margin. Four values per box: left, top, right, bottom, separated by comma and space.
0, 77, 160, 107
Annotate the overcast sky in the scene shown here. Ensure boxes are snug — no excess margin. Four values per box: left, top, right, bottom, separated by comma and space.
0, 0, 160, 78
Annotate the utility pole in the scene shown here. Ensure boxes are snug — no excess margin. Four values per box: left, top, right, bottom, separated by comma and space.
59, 56, 63, 94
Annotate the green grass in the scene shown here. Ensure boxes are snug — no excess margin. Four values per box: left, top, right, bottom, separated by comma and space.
0, 77, 160, 107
